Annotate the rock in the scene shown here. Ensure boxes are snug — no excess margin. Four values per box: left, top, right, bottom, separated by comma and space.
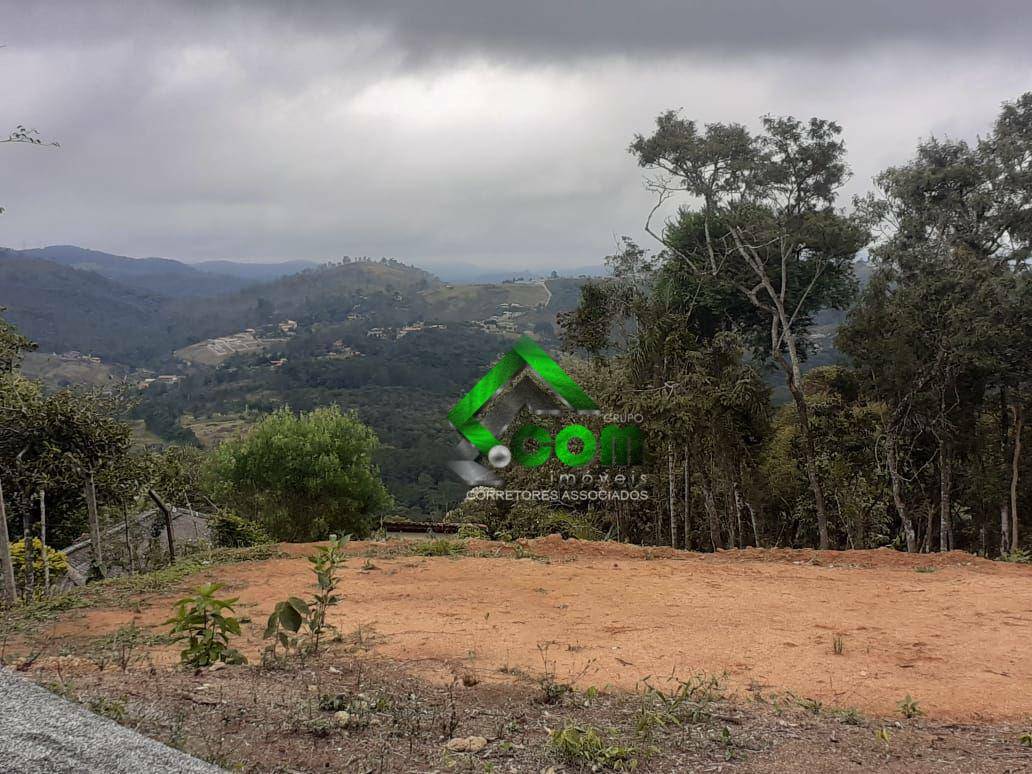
207, 661, 227, 673
334, 711, 351, 727
328, 666, 342, 674
445, 736, 488, 753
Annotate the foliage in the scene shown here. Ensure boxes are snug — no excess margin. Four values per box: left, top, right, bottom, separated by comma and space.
549, 723, 639, 770
209, 511, 272, 548
264, 535, 349, 658
165, 583, 246, 667
898, 694, 923, 719
210, 406, 391, 541
9, 538, 69, 586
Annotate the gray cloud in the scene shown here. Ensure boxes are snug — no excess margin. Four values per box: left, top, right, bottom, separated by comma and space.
2, 2, 1031, 269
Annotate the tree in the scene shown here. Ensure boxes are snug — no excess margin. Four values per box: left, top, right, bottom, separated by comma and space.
560, 239, 768, 550
630, 112, 867, 549
841, 92, 1032, 554
0, 311, 37, 602
210, 405, 392, 541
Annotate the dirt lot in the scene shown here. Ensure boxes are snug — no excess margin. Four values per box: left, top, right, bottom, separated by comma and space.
6, 537, 1032, 771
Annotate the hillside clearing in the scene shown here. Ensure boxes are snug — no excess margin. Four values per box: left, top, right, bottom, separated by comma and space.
13, 537, 1032, 721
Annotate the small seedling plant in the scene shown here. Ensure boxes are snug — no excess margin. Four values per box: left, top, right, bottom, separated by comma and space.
165, 583, 246, 667
265, 535, 349, 658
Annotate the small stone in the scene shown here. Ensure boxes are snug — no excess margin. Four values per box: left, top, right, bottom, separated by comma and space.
328, 666, 342, 674
445, 736, 487, 753
207, 661, 227, 672
334, 711, 351, 727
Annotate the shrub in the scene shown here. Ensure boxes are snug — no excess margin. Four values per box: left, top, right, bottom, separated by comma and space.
549, 723, 638, 770
446, 497, 601, 541
165, 583, 247, 667
209, 406, 392, 541
209, 511, 272, 548
10, 538, 69, 586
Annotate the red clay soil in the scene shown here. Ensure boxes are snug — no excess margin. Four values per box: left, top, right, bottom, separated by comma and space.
43, 536, 1032, 721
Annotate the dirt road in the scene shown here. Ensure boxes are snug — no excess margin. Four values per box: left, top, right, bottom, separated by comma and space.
47, 536, 1032, 721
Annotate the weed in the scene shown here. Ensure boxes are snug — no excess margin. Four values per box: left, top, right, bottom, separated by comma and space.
833, 707, 865, 726
87, 695, 126, 723
411, 539, 467, 557
1001, 549, 1031, 564
456, 523, 488, 540
898, 694, 923, 719
717, 726, 737, 761
549, 723, 638, 770
1020, 731, 1032, 747
914, 566, 937, 573
832, 634, 845, 655
875, 727, 892, 745
165, 583, 246, 667
797, 697, 823, 715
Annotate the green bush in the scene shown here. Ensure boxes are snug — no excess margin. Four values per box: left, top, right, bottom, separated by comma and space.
446, 495, 601, 541
210, 406, 392, 541
209, 511, 272, 548
10, 538, 69, 586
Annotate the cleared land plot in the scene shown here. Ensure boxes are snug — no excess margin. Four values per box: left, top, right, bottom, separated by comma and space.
19, 537, 1032, 721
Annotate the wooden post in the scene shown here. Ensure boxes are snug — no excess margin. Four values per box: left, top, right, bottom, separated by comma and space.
0, 479, 18, 604
40, 489, 49, 593
84, 470, 104, 578
122, 503, 134, 575
148, 489, 176, 564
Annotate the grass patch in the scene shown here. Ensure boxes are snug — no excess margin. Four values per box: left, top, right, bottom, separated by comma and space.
408, 539, 468, 557
3, 545, 280, 634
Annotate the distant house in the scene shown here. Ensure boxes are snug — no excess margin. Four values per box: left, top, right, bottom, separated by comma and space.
278, 319, 298, 334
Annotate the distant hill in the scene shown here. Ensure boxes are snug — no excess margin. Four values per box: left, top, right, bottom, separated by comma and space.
191, 259, 321, 282
0, 250, 170, 361
14, 245, 250, 298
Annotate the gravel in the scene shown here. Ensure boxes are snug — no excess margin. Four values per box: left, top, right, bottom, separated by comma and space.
0, 668, 223, 773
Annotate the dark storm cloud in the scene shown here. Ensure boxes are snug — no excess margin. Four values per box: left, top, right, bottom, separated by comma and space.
9, 1, 1032, 59
2, 1, 1032, 268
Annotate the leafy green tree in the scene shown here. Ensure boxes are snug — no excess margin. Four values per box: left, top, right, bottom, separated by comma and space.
630, 112, 868, 549
841, 92, 1032, 553
210, 405, 391, 541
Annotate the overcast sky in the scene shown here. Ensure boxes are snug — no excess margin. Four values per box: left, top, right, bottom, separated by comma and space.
2, 1, 1032, 270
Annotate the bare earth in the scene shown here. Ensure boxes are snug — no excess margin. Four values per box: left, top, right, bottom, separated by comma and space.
44, 536, 1032, 721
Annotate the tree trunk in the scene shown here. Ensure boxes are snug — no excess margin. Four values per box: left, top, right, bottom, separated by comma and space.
0, 480, 16, 604
732, 481, 745, 549
85, 471, 104, 578
667, 445, 677, 548
682, 455, 691, 551
1010, 402, 1022, 552
1001, 504, 1011, 556
700, 476, 722, 552
40, 489, 49, 593
785, 375, 830, 550
885, 431, 917, 552
746, 498, 762, 548
939, 438, 952, 553
148, 489, 176, 564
